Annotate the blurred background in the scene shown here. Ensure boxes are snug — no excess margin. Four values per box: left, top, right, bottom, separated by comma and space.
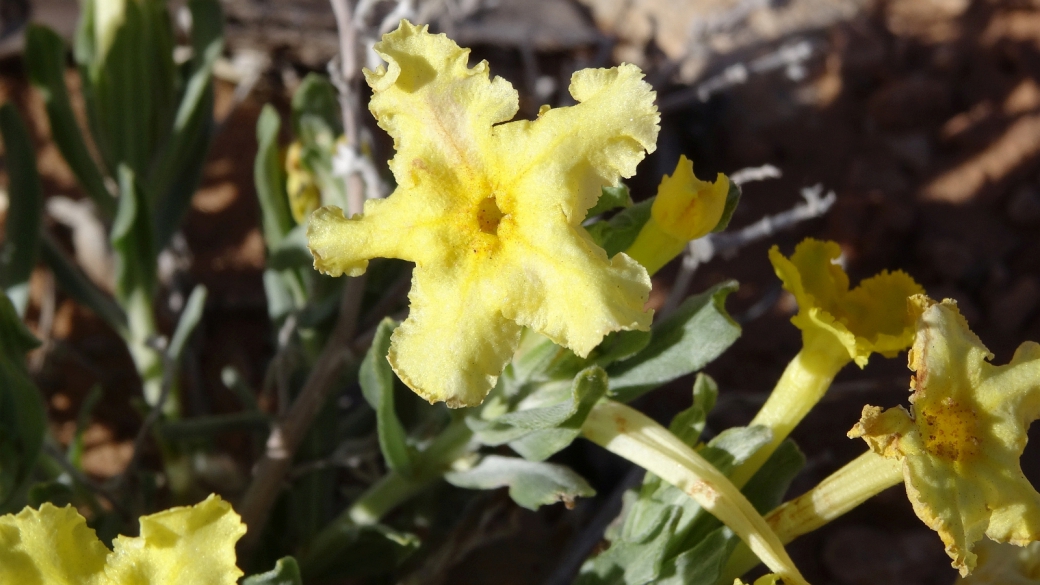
3, 0, 1040, 583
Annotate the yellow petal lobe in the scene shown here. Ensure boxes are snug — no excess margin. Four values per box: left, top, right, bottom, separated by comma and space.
625, 155, 729, 275
308, 21, 659, 406
0, 503, 109, 585
850, 295, 1040, 575
104, 494, 246, 585
770, 238, 924, 367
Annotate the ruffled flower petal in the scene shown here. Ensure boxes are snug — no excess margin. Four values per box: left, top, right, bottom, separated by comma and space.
493, 219, 651, 357
489, 63, 659, 224
0, 503, 109, 585
308, 21, 659, 406
770, 238, 924, 367
104, 494, 246, 585
0, 495, 245, 585
388, 263, 522, 408
956, 540, 1040, 584
849, 296, 1040, 575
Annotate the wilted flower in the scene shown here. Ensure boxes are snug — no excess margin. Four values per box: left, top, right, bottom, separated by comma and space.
0, 494, 245, 584
731, 238, 924, 487
625, 155, 729, 275
850, 295, 1040, 575
308, 21, 660, 407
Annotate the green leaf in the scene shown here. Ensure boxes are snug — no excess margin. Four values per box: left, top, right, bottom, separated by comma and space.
24, 25, 114, 217
668, 374, 717, 447
576, 497, 683, 585
291, 74, 342, 138
40, 235, 127, 335
469, 366, 608, 461
150, 0, 223, 250
27, 481, 75, 508
110, 165, 156, 303
657, 527, 736, 585
67, 384, 103, 468
0, 104, 44, 316
586, 199, 652, 258
0, 294, 44, 511
711, 179, 742, 233
740, 439, 805, 514
360, 319, 412, 473
255, 104, 293, 248
591, 329, 652, 369
266, 225, 313, 271
586, 184, 633, 220
300, 522, 419, 581
445, 455, 595, 511
168, 285, 207, 362
608, 281, 740, 403
86, 0, 166, 177
242, 557, 303, 585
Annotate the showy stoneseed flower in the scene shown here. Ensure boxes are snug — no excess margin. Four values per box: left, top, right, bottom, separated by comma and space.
0, 494, 245, 584
308, 21, 660, 407
730, 238, 924, 488
850, 296, 1040, 575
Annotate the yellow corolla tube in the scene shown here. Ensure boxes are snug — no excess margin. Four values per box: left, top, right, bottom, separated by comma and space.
850, 295, 1040, 576
0, 494, 245, 584
582, 400, 810, 585
625, 155, 729, 275
307, 21, 660, 408
730, 238, 923, 487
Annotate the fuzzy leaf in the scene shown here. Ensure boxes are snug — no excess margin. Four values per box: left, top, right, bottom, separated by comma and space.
446, 455, 595, 510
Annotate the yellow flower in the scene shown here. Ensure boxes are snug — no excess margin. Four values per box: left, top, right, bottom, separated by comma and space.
625, 155, 729, 275
307, 21, 660, 407
0, 494, 246, 584
849, 295, 1040, 575
285, 141, 321, 224
770, 238, 923, 367
730, 239, 924, 488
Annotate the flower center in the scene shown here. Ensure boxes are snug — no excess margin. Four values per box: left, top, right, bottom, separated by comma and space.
919, 397, 981, 462
476, 196, 505, 235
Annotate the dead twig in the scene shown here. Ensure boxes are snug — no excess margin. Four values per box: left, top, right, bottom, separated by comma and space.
237, 274, 367, 558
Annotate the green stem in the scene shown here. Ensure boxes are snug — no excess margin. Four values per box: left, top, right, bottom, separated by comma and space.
729, 334, 850, 488
581, 399, 811, 585
720, 451, 903, 583
123, 289, 171, 415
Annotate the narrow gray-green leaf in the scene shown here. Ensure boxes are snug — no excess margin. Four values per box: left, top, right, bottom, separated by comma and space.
255, 105, 293, 248
243, 557, 303, 585
445, 455, 595, 511
0, 104, 43, 315
24, 25, 114, 217
608, 281, 740, 402
0, 294, 44, 511
150, 0, 223, 249
360, 318, 411, 473
667, 374, 718, 448
508, 367, 609, 461
469, 366, 607, 460
167, 284, 207, 362
40, 235, 127, 335
110, 165, 156, 303
291, 74, 342, 138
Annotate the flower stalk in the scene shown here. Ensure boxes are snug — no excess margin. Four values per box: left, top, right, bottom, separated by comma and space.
721, 451, 904, 582
580, 399, 810, 585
